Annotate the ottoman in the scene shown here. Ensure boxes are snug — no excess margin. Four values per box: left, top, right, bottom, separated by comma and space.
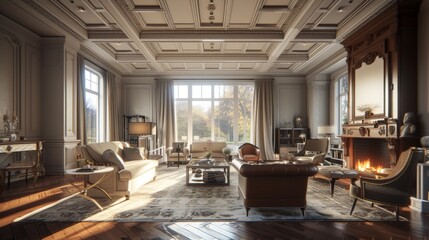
318, 166, 359, 196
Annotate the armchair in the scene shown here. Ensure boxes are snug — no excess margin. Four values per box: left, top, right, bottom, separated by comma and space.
349, 147, 424, 220
292, 138, 329, 165
166, 142, 190, 168
238, 143, 261, 162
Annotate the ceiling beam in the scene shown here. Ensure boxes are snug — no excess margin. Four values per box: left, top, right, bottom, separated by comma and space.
277, 54, 309, 62
88, 30, 128, 41
156, 55, 267, 63
99, 1, 164, 72
139, 31, 284, 42
259, 6, 291, 12
294, 30, 336, 42
116, 54, 149, 63
259, 0, 318, 72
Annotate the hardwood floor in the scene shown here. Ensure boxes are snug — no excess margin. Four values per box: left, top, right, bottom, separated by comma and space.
1, 174, 429, 239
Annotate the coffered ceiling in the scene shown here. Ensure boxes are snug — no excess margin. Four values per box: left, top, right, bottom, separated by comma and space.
0, 0, 393, 77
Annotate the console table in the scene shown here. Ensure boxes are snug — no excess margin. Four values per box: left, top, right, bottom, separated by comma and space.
0, 140, 44, 192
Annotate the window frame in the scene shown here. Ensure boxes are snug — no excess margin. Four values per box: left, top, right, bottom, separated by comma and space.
83, 61, 106, 143
173, 80, 254, 146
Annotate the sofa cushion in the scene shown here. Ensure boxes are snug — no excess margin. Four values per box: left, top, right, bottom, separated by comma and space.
122, 147, 145, 161
191, 142, 209, 152
102, 149, 125, 170
87, 141, 124, 163
118, 160, 159, 181
211, 142, 226, 152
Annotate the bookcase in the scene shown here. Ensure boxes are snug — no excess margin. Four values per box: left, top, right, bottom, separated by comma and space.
275, 128, 308, 153
327, 139, 345, 166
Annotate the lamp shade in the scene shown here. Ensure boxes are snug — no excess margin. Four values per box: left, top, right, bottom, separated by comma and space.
318, 125, 336, 135
128, 122, 152, 135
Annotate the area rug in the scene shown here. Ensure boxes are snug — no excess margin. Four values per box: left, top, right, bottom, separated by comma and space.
15, 166, 404, 222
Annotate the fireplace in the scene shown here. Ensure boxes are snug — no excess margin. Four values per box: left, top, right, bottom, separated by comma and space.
341, 123, 419, 177
352, 138, 391, 175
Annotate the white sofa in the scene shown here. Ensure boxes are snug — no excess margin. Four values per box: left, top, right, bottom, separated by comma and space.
76, 141, 158, 199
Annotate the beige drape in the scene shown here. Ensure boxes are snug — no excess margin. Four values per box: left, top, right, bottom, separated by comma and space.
252, 79, 275, 160
76, 54, 87, 145
155, 79, 176, 148
106, 71, 119, 141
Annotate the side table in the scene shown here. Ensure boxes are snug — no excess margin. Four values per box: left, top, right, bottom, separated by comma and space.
64, 166, 114, 210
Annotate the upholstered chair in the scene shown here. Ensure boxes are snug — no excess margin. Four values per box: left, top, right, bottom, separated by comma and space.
238, 143, 261, 162
349, 147, 424, 220
166, 142, 190, 168
292, 138, 329, 165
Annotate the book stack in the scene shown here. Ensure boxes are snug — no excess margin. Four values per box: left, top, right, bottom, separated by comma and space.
203, 170, 225, 183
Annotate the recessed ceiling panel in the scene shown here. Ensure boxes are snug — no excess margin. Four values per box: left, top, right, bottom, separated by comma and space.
245, 43, 267, 52
230, 0, 258, 25
166, 0, 194, 25
199, 0, 225, 26
158, 42, 179, 52
224, 43, 244, 52
181, 43, 200, 52
187, 63, 204, 70
239, 63, 256, 69
256, 12, 283, 25
58, 0, 106, 25
132, 63, 151, 69
222, 63, 238, 69
133, 0, 159, 5
292, 43, 315, 52
138, 12, 168, 26
264, 0, 293, 5
169, 63, 186, 69
205, 63, 220, 69
109, 42, 133, 52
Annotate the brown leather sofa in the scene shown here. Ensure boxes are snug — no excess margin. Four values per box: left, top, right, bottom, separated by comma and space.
231, 159, 318, 216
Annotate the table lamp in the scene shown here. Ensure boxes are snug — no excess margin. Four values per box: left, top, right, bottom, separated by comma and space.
128, 122, 152, 148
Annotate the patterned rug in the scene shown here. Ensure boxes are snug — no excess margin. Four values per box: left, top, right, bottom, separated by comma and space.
15, 166, 404, 222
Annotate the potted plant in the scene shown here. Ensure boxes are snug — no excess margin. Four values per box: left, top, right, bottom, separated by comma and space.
222, 147, 232, 161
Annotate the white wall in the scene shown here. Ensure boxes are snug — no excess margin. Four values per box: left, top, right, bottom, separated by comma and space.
418, 0, 429, 136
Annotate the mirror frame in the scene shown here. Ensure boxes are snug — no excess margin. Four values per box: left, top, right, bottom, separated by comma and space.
351, 48, 389, 121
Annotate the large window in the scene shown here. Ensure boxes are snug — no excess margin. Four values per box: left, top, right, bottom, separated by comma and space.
174, 82, 254, 146
338, 74, 348, 129
84, 65, 105, 143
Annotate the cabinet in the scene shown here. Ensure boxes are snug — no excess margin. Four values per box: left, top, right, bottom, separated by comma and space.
275, 128, 308, 153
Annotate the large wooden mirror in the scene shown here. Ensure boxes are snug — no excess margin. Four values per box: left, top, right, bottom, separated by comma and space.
352, 54, 387, 120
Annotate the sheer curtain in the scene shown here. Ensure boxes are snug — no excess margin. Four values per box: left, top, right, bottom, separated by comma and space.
252, 79, 275, 160
106, 71, 119, 141
76, 54, 87, 145
155, 79, 176, 148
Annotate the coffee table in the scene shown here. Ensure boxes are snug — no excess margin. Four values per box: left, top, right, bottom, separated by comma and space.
65, 166, 114, 210
186, 159, 230, 185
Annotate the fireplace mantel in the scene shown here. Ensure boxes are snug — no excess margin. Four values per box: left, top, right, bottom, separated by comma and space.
341, 122, 398, 139
340, 122, 418, 170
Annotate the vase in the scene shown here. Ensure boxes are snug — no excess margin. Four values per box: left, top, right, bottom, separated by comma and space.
364, 110, 372, 119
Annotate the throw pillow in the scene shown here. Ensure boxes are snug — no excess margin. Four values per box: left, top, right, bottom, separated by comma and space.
102, 149, 125, 170
304, 150, 320, 156
122, 147, 145, 161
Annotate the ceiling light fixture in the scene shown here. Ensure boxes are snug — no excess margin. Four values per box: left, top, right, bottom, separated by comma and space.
77, 6, 85, 12
337, 6, 345, 12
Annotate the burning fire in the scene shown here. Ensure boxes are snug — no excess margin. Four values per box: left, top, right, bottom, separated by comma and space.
356, 159, 383, 173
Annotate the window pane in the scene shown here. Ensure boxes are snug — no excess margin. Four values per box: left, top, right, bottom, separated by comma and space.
238, 85, 254, 99
175, 85, 188, 99
214, 101, 233, 143
85, 92, 98, 143
214, 85, 233, 98
175, 101, 188, 142
201, 85, 211, 98
192, 101, 211, 141
238, 100, 252, 143
192, 85, 201, 98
